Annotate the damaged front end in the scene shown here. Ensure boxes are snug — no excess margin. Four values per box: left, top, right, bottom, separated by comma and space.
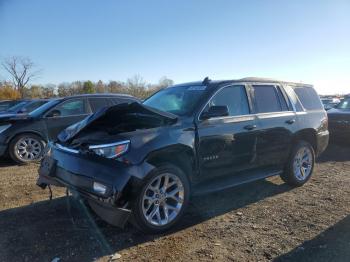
37, 102, 177, 227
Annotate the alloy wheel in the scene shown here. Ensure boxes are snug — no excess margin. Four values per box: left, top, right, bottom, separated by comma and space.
142, 173, 185, 226
293, 146, 313, 181
15, 137, 42, 161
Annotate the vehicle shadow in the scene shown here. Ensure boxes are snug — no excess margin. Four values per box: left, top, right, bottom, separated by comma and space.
0, 157, 18, 167
274, 214, 350, 262
317, 142, 350, 163
0, 178, 292, 262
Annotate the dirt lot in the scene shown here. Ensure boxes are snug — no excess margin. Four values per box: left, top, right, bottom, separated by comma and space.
0, 143, 350, 262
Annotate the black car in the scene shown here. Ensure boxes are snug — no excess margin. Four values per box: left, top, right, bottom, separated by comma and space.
0, 94, 138, 163
321, 97, 340, 111
37, 78, 329, 233
327, 97, 350, 140
1, 99, 50, 115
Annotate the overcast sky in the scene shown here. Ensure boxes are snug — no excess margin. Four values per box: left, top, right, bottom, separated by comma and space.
0, 0, 349, 94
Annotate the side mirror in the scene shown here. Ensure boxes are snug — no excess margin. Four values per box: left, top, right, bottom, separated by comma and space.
201, 105, 229, 120
46, 109, 61, 118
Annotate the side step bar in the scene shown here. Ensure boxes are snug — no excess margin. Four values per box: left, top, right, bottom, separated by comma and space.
193, 169, 283, 196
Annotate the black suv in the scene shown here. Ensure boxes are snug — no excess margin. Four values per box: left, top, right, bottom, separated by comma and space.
0, 94, 137, 163
38, 78, 329, 233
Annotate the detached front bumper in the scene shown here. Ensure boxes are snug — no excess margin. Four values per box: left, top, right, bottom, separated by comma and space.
37, 143, 154, 227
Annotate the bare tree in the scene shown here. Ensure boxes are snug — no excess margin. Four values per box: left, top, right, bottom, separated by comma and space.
1, 56, 40, 97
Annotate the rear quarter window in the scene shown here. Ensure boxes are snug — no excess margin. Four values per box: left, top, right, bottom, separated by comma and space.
293, 86, 323, 111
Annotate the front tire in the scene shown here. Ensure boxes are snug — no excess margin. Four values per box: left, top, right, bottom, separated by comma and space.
9, 134, 46, 164
281, 140, 315, 186
131, 163, 190, 234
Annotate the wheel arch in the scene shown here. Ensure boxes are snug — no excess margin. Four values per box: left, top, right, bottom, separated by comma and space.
144, 144, 197, 183
8, 131, 47, 145
292, 128, 317, 152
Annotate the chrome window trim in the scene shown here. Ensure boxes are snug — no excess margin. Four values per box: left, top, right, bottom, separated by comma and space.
197, 82, 298, 122
254, 111, 295, 116
204, 114, 255, 122
255, 111, 296, 120
250, 83, 293, 114
88, 140, 130, 149
56, 143, 79, 154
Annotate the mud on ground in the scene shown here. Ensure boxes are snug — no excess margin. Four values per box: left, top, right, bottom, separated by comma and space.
0, 143, 350, 262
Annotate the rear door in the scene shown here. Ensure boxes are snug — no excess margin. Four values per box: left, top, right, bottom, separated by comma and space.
250, 84, 297, 168
44, 98, 90, 140
196, 84, 259, 180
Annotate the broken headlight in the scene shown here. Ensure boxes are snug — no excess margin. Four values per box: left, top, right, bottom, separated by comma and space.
88, 140, 130, 159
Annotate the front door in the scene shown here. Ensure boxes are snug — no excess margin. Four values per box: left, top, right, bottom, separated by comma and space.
44, 98, 90, 141
196, 85, 258, 181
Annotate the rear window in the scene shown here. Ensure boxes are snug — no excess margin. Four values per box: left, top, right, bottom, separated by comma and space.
293, 86, 323, 111
252, 85, 281, 113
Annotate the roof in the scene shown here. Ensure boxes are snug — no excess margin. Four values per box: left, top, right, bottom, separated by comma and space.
61, 93, 137, 100
172, 77, 312, 88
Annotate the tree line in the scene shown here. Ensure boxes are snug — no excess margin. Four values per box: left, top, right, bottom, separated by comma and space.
0, 56, 174, 100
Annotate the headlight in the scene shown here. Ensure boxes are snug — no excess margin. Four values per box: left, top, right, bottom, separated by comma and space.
88, 140, 130, 159
93, 182, 107, 195
0, 124, 11, 134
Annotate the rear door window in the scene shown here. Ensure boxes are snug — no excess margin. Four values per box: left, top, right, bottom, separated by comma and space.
293, 86, 323, 110
252, 85, 281, 113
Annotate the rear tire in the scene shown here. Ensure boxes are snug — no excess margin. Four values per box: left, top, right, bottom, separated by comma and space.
281, 140, 315, 186
9, 133, 46, 164
131, 163, 190, 234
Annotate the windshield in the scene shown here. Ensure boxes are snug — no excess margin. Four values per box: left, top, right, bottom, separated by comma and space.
29, 99, 61, 117
336, 99, 350, 109
6, 101, 29, 112
143, 85, 207, 116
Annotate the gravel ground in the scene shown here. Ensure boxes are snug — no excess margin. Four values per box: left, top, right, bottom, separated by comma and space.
0, 143, 350, 262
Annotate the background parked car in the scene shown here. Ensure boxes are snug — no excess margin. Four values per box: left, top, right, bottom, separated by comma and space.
0, 100, 24, 112
321, 97, 341, 110
327, 97, 350, 141
0, 99, 50, 115
0, 93, 138, 164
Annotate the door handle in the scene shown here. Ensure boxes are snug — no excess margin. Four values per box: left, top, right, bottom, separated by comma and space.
244, 124, 257, 130
285, 119, 296, 124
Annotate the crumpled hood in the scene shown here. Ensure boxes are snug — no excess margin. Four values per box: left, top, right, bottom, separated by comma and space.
57, 102, 177, 144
